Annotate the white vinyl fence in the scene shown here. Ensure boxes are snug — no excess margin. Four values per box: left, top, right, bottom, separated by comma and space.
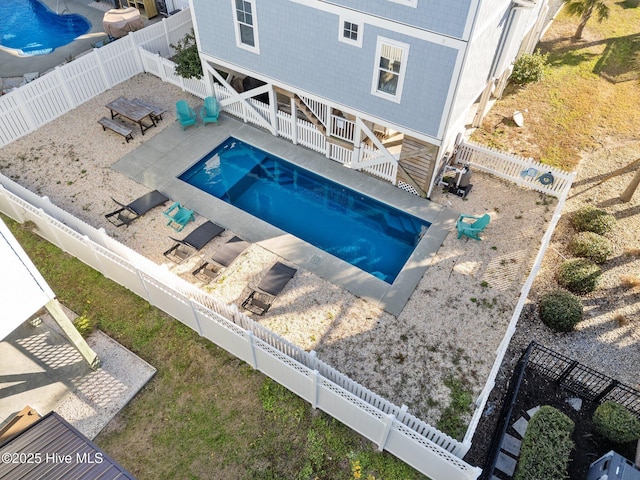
0, 173, 481, 480
455, 140, 573, 198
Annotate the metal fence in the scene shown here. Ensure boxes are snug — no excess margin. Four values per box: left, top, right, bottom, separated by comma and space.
0, 174, 481, 480
527, 343, 640, 416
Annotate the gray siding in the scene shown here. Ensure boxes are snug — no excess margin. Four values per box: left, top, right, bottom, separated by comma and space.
193, 0, 459, 139
327, 0, 473, 39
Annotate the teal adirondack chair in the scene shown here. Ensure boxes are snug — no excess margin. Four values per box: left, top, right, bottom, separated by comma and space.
200, 96, 220, 125
163, 202, 195, 232
176, 100, 196, 130
456, 213, 490, 240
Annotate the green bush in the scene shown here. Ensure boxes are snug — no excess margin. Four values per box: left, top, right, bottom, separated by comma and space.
593, 401, 640, 443
571, 206, 616, 234
511, 50, 549, 85
170, 30, 203, 80
514, 406, 574, 480
539, 290, 583, 332
568, 231, 613, 264
557, 258, 602, 294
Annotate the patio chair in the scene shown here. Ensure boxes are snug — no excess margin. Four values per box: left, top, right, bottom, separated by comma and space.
162, 202, 195, 232
105, 190, 169, 227
176, 100, 197, 130
242, 262, 297, 315
200, 96, 220, 125
192, 236, 249, 282
456, 213, 491, 241
163, 220, 225, 264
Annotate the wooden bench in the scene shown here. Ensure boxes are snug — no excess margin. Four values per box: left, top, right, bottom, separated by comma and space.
131, 98, 167, 122
98, 117, 133, 142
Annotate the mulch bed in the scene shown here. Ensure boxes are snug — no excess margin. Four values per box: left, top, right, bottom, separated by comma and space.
465, 355, 638, 479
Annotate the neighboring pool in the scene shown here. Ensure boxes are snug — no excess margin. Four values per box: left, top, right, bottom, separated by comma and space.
179, 137, 430, 283
0, 0, 91, 56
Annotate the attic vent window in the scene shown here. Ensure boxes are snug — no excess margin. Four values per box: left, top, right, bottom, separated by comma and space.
338, 17, 363, 47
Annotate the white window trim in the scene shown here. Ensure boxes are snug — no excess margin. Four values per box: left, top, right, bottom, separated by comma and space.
231, 0, 260, 54
387, 0, 418, 7
338, 15, 363, 48
371, 37, 409, 104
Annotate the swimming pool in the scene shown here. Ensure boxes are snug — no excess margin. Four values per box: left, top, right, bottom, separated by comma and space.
179, 137, 430, 284
0, 0, 91, 56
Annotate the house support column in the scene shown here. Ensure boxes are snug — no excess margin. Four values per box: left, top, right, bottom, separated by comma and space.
45, 299, 100, 370
290, 97, 298, 144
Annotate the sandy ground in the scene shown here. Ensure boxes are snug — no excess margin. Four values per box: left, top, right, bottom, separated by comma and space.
0, 73, 556, 427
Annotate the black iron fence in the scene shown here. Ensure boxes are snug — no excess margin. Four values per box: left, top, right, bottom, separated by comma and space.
526, 342, 640, 416
481, 341, 640, 479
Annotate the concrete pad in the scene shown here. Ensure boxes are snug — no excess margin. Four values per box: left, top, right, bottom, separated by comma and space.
0, 313, 155, 440
496, 451, 517, 476
512, 416, 529, 437
526, 406, 540, 418
501, 433, 522, 456
565, 397, 582, 411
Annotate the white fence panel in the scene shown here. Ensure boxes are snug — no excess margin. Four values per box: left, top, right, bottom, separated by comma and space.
96, 36, 142, 85
328, 143, 352, 166
0, 94, 32, 146
297, 119, 326, 154
142, 273, 202, 333
59, 55, 108, 105
457, 140, 573, 198
20, 75, 70, 126
163, 10, 194, 51
276, 111, 293, 140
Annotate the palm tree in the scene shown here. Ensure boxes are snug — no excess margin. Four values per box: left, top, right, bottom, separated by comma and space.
563, 0, 610, 40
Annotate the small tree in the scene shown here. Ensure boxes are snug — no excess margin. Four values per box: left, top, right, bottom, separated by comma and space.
564, 0, 610, 40
170, 30, 203, 80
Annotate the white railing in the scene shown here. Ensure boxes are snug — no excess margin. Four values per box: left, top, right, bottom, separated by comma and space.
0, 174, 480, 480
328, 143, 353, 166
330, 114, 356, 142
297, 95, 328, 128
0, 9, 192, 148
358, 144, 399, 184
456, 140, 573, 198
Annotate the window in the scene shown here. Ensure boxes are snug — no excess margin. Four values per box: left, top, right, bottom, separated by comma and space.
338, 16, 363, 47
233, 0, 259, 52
371, 37, 409, 102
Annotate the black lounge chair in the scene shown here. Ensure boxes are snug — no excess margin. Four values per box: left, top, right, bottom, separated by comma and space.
192, 236, 249, 282
242, 262, 297, 315
163, 221, 225, 264
105, 190, 169, 227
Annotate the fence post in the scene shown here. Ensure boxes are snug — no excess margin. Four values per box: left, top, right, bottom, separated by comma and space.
290, 97, 298, 144
311, 370, 320, 409
188, 298, 204, 336
54, 66, 77, 109
0, 185, 26, 223
128, 33, 144, 74
594, 379, 619, 404
377, 413, 396, 451
557, 360, 579, 384
246, 331, 258, 369
94, 47, 112, 90
14, 89, 38, 133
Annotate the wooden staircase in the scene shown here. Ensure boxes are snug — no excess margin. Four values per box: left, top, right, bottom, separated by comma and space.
293, 95, 327, 135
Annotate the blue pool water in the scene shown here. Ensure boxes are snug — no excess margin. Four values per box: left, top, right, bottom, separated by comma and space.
179, 137, 430, 284
0, 0, 91, 56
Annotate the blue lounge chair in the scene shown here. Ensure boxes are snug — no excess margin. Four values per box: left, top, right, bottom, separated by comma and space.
162, 202, 195, 232
456, 213, 490, 240
200, 96, 220, 125
176, 100, 196, 130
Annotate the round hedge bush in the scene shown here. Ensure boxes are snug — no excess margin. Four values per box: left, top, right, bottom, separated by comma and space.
557, 258, 602, 294
571, 206, 616, 234
568, 232, 612, 264
539, 290, 583, 332
593, 401, 640, 443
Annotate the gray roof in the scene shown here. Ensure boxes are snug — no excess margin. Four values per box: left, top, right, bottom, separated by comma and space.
0, 411, 135, 479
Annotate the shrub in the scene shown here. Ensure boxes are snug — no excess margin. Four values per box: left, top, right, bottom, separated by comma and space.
568, 231, 612, 264
557, 258, 602, 294
170, 30, 203, 80
571, 206, 616, 234
514, 406, 574, 480
511, 50, 549, 85
539, 290, 583, 332
593, 401, 640, 443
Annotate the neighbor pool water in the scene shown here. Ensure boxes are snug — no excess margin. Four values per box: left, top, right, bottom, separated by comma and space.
0, 0, 91, 56
179, 137, 430, 283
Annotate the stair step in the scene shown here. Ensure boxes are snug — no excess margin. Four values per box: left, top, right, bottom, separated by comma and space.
526, 406, 540, 419
512, 416, 528, 438
495, 451, 517, 477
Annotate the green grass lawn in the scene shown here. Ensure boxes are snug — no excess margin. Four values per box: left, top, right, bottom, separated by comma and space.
4, 214, 427, 479
472, 1, 640, 171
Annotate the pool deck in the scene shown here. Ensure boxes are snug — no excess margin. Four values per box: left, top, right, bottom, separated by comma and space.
112, 115, 457, 316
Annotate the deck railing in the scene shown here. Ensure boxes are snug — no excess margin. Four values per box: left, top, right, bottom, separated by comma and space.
0, 173, 481, 480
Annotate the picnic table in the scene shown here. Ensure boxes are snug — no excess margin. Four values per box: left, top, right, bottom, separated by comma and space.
105, 96, 156, 135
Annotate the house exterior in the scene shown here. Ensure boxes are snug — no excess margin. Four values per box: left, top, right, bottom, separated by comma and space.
188, 0, 551, 198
